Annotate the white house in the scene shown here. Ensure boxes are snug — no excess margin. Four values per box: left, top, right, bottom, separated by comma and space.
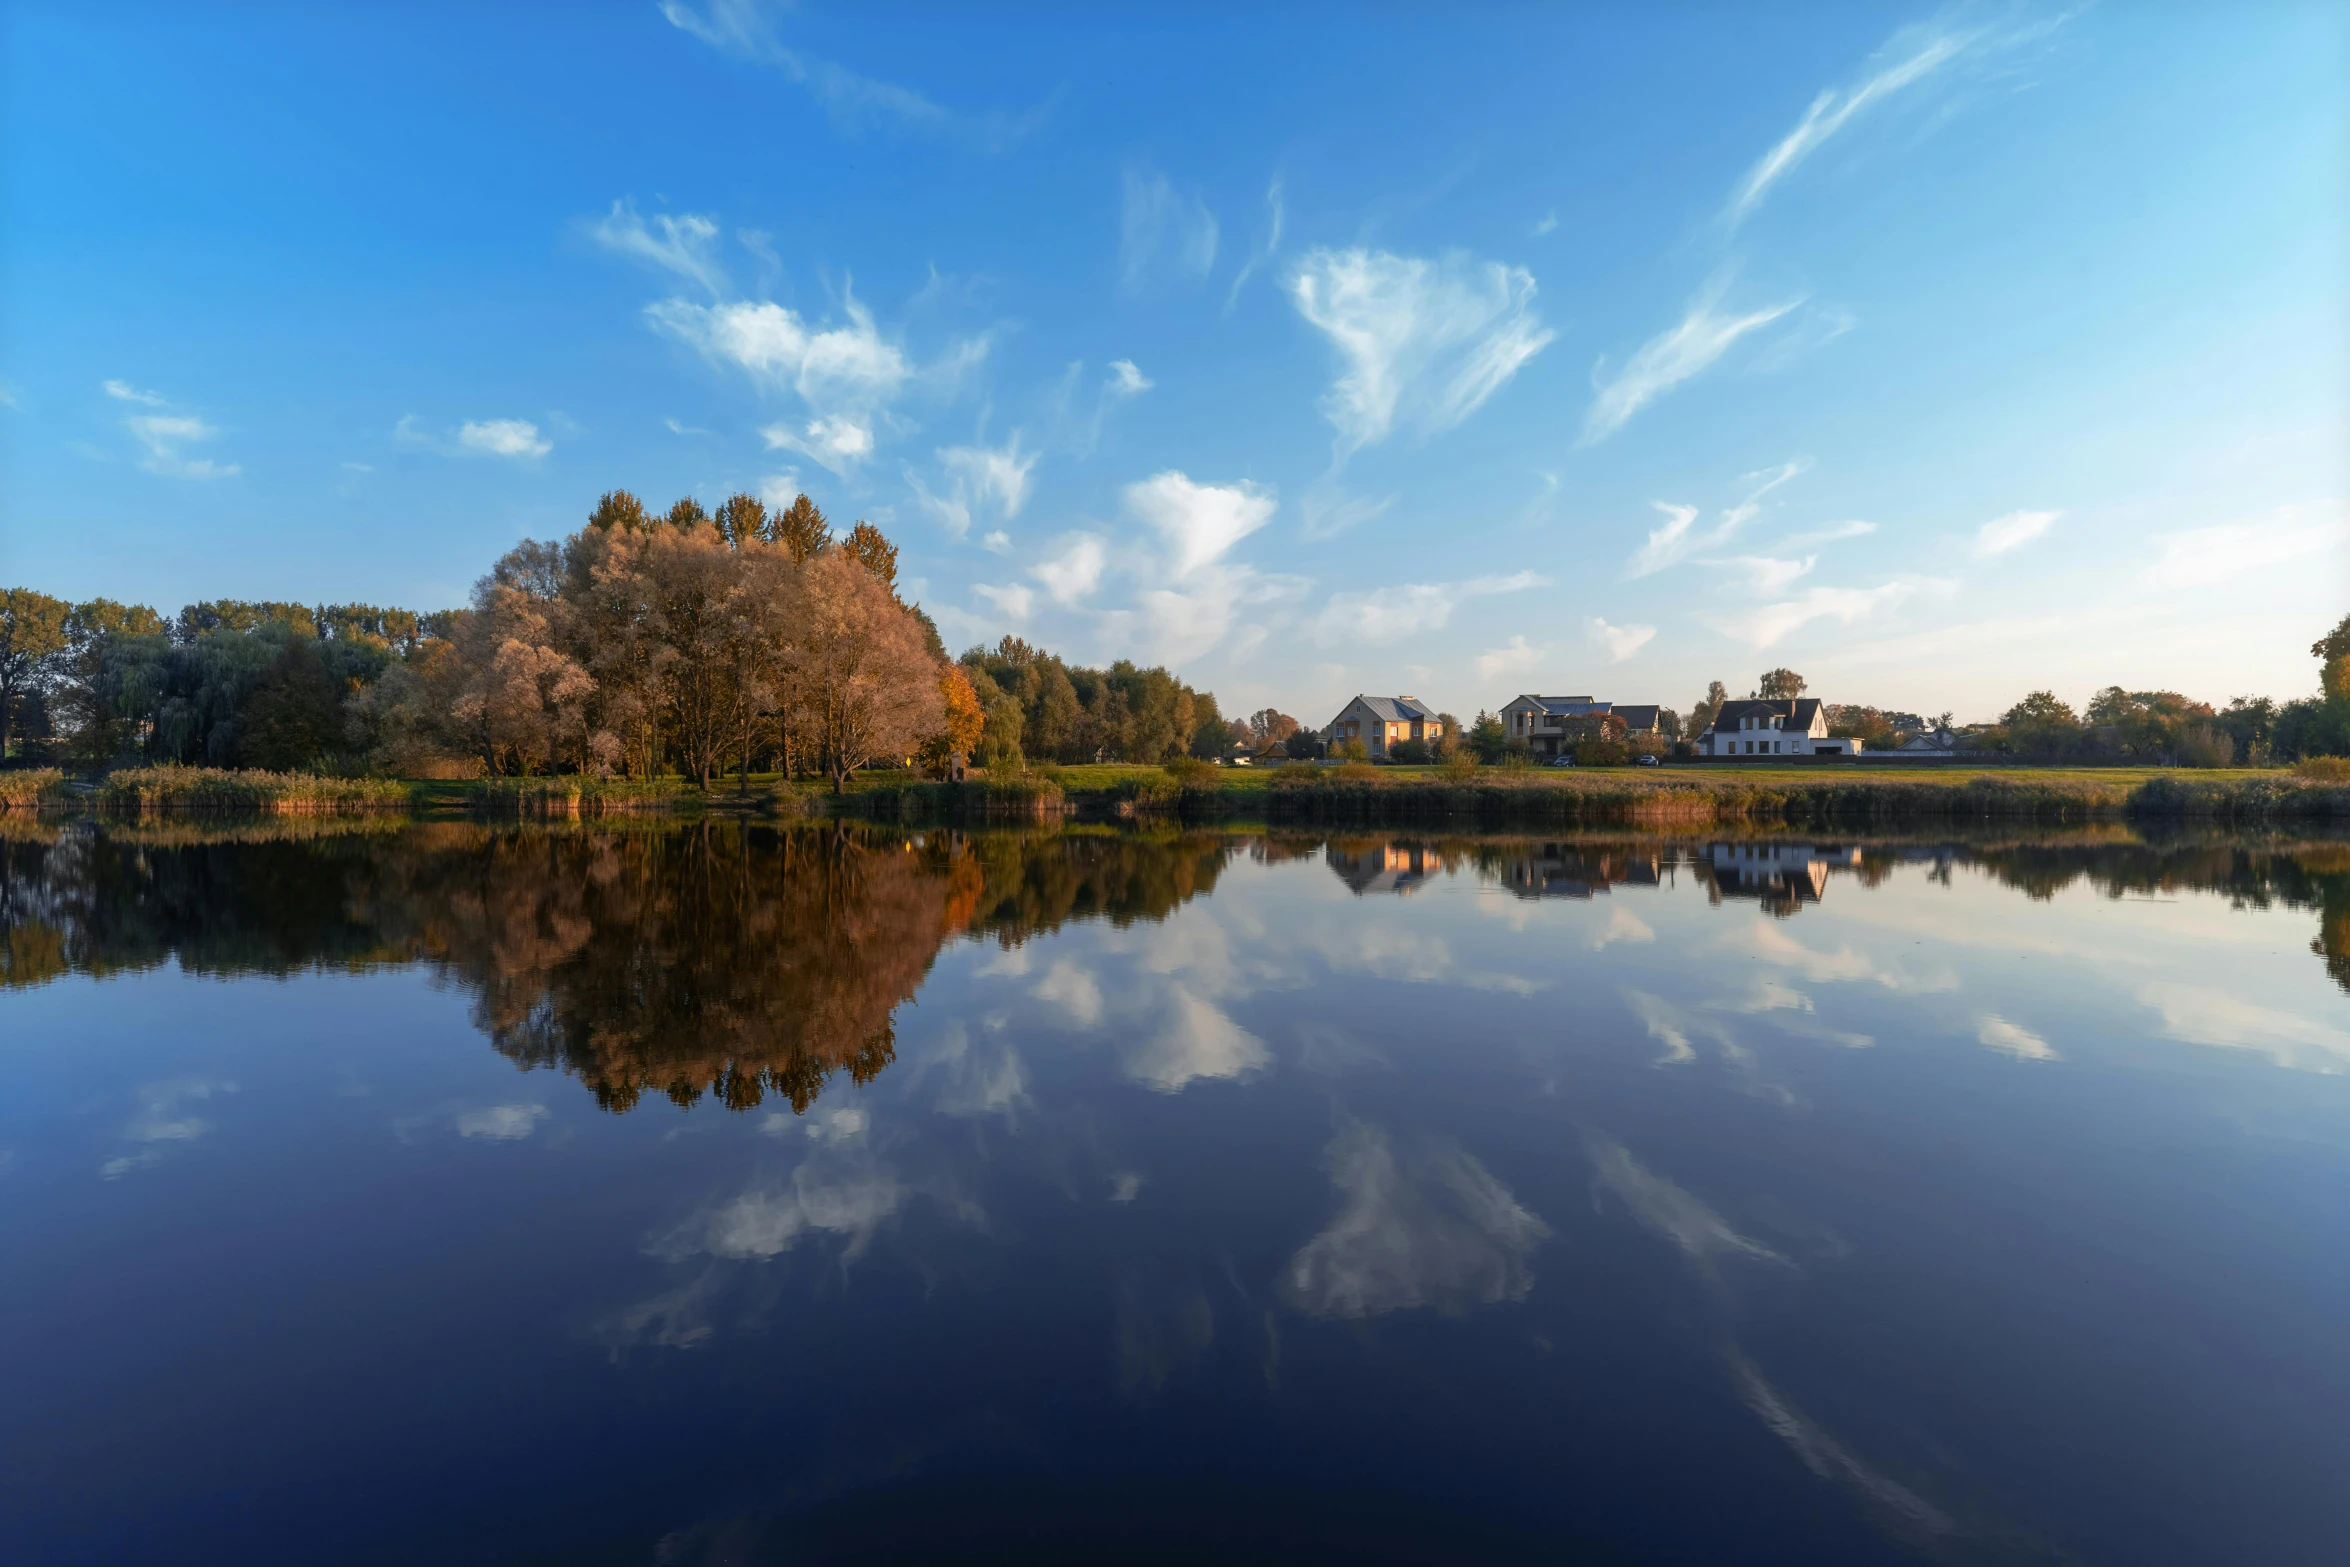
1699, 698, 1854, 757
1324, 695, 1444, 759
1500, 695, 1667, 759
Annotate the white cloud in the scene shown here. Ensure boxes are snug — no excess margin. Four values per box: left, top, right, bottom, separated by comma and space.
1727, 24, 1974, 227
1712, 555, 1816, 593
1125, 990, 1268, 1092
1475, 635, 1546, 683
1589, 618, 1656, 662
127, 412, 240, 479
757, 469, 802, 509
981, 530, 1011, 554
1033, 533, 1108, 605
2142, 502, 2349, 591
1532, 211, 1560, 237
1282, 1118, 1549, 1319
1625, 461, 1806, 577
651, 290, 919, 471
1289, 246, 1555, 462
341, 461, 373, 473
456, 1103, 550, 1140
1105, 358, 1153, 397
1298, 487, 1395, 543
1775, 518, 1874, 551
590, 198, 726, 295
1974, 508, 2058, 557
1124, 470, 1276, 579
457, 419, 551, 459
100, 1079, 235, 1178
1726, 578, 1953, 650
1590, 907, 1655, 950
661, 1161, 908, 1262
1032, 957, 1105, 1026
1583, 272, 1801, 444
103, 378, 166, 406
665, 417, 713, 437
911, 434, 1038, 538
1310, 571, 1547, 647
1120, 166, 1219, 292
1977, 1016, 2057, 1062
973, 582, 1034, 620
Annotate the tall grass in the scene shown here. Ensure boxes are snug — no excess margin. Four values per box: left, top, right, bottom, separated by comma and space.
0, 769, 67, 809
847, 774, 1068, 822
98, 766, 413, 815
465, 776, 691, 817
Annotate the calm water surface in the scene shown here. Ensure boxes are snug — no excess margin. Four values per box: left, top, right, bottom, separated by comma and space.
4, 821, 2349, 1565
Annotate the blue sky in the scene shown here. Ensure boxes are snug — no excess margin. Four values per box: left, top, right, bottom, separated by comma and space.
3, 1, 2344, 724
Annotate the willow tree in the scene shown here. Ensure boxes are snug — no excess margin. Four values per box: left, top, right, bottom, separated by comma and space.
0, 588, 70, 759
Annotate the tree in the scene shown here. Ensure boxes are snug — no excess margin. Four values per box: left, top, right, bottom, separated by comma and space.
1245, 708, 1300, 751
2316, 613, 2350, 702
1187, 688, 1233, 759
921, 663, 985, 775
793, 550, 945, 792
1690, 680, 1729, 737
1466, 710, 1508, 764
713, 493, 768, 549
1999, 691, 2080, 757
587, 489, 650, 533
1755, 668, 1806, 700
768, 493, 830, 562
663, 496, 711, 532
1, 588, 72, 760
842, 520, 899, 594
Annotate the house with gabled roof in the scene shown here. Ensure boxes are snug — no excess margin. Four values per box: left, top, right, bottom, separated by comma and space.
1499, 695, 1669, 759
1323, 695, 1444, 759
1698, 698, 1836, 756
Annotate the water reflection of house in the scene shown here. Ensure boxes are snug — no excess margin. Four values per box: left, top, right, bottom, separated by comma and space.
1501, 844, 1667, 899
1703, 842, 1861, 913
1326, 842, 1439, 896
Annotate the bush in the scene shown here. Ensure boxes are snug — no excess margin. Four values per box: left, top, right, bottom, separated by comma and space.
2175, 725, 2235, 769
1335, 737, 1369, 763
1574, 740, 1630, 767
2295, 756, 2350, 782
1388, 738, 1431, 765
0, 768, 66, 809
1163, 755, 1215, 784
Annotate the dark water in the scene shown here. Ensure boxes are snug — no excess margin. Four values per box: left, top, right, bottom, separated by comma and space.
4, 819, 2348, 1565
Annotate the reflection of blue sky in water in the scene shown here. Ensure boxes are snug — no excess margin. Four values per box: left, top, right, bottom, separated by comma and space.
4, 827, 2350, 1563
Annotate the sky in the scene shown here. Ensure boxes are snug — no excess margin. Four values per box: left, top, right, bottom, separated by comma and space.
2, 1, 2345, 725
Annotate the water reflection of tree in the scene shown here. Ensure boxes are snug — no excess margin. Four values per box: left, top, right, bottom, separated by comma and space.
0, 820, 1242, 1111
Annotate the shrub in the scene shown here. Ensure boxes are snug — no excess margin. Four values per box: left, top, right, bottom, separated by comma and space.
2175, 725, 2235, 769
1163, 755, 1215, 784
1335, 737, 1369, 763
99, 765, 412, 815
1574, 740, 1630, 767
0, 768, 66, 809
2294, 756, 2350, 782
1388, 738, 1431, 765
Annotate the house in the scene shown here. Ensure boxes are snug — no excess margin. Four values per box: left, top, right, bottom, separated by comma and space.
1323, 695, 1444, 759
1895, 726, 1971, 756
1325, 841, 1438, 896
1499, 695, 1667, 759
1698, 698, 1847, 757
1704, 842, 1862, 912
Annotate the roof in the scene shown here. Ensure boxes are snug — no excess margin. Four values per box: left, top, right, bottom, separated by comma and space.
1712, 698, 1822, 729
1504, 694, 1603, 716
1342, 694, 1441, 723
1612, 705, 1664, 730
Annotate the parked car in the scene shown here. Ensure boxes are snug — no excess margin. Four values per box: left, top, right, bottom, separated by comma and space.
1635, 754, 1660, 767
1548, 755, 1576, 767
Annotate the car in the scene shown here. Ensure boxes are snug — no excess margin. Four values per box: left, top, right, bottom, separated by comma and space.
1635, 754, 1661, 767
1548, 754, 1576, 767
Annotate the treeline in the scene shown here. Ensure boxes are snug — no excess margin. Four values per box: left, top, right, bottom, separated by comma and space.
0, 490, 1225, 787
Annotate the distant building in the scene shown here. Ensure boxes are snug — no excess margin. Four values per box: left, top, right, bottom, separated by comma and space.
1895, 726, 1972, 756
1500, 695, 1666, 759
1326, 841, 1438, 895
1698, 698, 1847, 757
1324, 695, 1444, 759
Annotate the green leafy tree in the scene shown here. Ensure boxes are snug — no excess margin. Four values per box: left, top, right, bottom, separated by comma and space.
0, 588, 71, 760
1999, 690, 2081, 756
1690, 680, 1729, 736
1755, 668, 1806, 700
587, 489, 650, 532
1466, 710, 1508, 764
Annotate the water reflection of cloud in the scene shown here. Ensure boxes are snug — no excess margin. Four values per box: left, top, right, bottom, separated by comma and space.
100, 1078, 235, 1178
1115, 1268, 1216, 1396
1125, 990, 1270, 1093
1301, 918, 1545, 996
1582, 1131, 1787, 1271
657, 1156, 909, 1263
1282, 1118, 1549, 1319
1590, 905, 1656, 950
1727, 920, 1957, 994
1625, 990, 1737, 1067
1295, 1021, 1392, 1077
1729, 1353, 1956, 1539
455, 1103, 549, 1140
2140, 982, 2350, 1072
1976, 1016, 2057, 1062
1031, 957, 1105, 1025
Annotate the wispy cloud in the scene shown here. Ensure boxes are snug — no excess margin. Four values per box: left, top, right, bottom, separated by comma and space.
590, 199, 726, 296
1475, 634, 1546, 683
1223, 174, 1286, 313
973, 581, 1035, 620
1727, 22, 1975, 227
103, 378, 166, 406
127, 413, 240, 479
2141, 502, 2347, 590
1532, 211, 1559, 237
1974, 508, 2058, 557
1589, 618, 1656, 662
659, 0, 1049, 149
1290, 246, 1555, 464
1120, 166, 1219, 294
1032, 533, 1108, 606
1298, 486, 1396, 543
1726, 578, 1955, 649
1625, 461, 1807, 578
1583, 270, 1800, 444
1775, 518, 1874, 551
1124, 470, 1276, 580
458, 419, 552, 459
1709, 555, 1816, 593
908, 433, 1038, 539
1309, 571, 1546, 647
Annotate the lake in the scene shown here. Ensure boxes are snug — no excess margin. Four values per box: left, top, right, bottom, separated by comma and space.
3, 820, 2347, 1565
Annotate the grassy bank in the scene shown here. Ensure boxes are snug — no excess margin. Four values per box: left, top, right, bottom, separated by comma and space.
0, 769, 67, 810
98, 766, 414, 815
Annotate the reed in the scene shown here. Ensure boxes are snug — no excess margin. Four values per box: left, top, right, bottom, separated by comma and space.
844, 774, 1068, 822
0, 769, 67, 810
98, 766, 413, 815
464, 776, 691, 817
